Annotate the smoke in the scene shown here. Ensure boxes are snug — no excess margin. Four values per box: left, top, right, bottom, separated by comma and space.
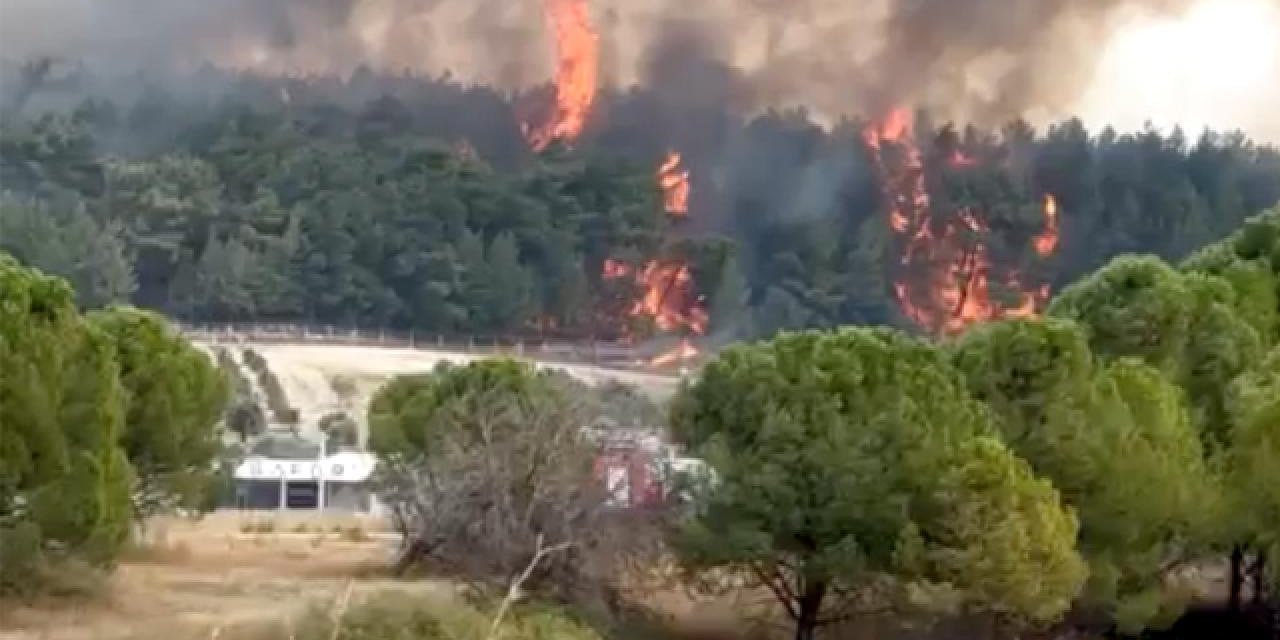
609, 0, 1197, 124
0, 0, 1223, 124
0, 0, 551, 88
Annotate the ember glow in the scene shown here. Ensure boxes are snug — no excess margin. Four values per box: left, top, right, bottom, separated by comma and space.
657, 151, 691, 216
524, 0, 599, 151
864, 107, 1059, 336
1034, 194, 1060, 257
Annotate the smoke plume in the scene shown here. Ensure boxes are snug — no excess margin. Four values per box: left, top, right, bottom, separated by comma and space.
0, 0, 1204, 122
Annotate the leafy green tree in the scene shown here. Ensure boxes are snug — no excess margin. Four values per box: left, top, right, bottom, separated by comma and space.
87, 307, 229, 519
1182, 207, 1280, 346
670, 328, 1086, 639
369, 358, 560, 459
1048, 255, 1262, 446
1047, 255, 1195, 374
78, 219, 138, 309
951, 319, 1221, 632
483, 231, 534, 331
1224, 346, 1280, 601
1, 254, 131, 594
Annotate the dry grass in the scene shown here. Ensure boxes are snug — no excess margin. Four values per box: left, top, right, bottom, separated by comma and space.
0, 512, 446, 640
0, 512, 779, 640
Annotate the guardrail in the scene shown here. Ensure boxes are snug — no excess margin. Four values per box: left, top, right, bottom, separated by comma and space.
179, 322, 686, 373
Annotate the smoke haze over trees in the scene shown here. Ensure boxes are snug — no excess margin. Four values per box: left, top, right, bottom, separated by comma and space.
0, 0, 1241, 125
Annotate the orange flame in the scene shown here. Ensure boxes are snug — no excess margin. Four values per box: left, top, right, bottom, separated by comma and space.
863, 107, 1059, 336
525, 0, 599, 151
631, 261, 709, 335
657, 151, 691, 216
649, 338, 699, 367
1034, 194, 1060, 257
602, 257, 708, 361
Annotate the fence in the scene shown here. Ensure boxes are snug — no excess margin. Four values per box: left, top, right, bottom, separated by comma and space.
177, 322, 683, 373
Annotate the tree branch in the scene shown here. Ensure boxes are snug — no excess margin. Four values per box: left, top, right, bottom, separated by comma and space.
486, 533, 575, 640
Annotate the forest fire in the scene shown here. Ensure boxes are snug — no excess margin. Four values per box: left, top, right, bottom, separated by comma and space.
523, 0, 598, 151
598, 151, 705, 368
1035, 194, 1060, 257
519, 1, 700, 368
864, 107, 1059, 336
657, 151, 690, 215
602, 259, 709, 335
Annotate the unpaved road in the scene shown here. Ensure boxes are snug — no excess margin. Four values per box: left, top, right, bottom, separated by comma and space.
196, 341, 684, 442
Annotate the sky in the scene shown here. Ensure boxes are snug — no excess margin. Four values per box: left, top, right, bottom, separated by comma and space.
1074, 0, 1280, 142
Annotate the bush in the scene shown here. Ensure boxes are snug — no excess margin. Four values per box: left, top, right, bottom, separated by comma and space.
0, 522, 45, 597
287, 592, 603, 640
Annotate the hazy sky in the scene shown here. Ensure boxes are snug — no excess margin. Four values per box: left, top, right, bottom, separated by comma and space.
2, 0, 1277, 142
1073, 0, 1280, 141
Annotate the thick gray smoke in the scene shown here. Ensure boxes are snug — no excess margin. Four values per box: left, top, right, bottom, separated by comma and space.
620, 0, 1199, 124
0, 0, 1201, 122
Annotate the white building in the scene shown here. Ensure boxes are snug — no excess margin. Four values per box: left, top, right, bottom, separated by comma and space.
232, 449, 379, 512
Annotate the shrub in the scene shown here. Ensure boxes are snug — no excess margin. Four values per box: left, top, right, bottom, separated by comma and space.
287, 591, 603, 640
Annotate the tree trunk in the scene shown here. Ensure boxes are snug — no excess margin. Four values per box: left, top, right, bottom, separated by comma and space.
793, 580, 828, 640
1229, 544, 1245, 613
1252, 551, 1268, 606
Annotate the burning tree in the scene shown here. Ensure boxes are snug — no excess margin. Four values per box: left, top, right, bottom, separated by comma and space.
864, 109, 1060, 336
524, 0, 598, 151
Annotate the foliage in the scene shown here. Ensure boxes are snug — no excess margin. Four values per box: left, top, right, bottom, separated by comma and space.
371, 360, 618, 603
86, 306, 229, 518
284, 591, 602, 640
0, 254, 131, 594
1047, 254, 1264, 446
319, 411, 360, 451
215, 347, 267, 440
1225, 346, 1280, 580
2, 254, 226, 597
950, 319, 1221, 632
669, 327, 1086, 638
241, 347, 296, 425
369, 359, 563, 459
586, 380, 663, 427
1045, 207, 1280, 620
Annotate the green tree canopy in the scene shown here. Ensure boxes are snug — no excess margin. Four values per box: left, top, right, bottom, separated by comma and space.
0, 254, 131, 593
1224, 346, 1280, 587
950, 319, 1221, 632
86, 307, 228, 518
670, 327, 1086, 639
368, 358, 568, 459
1048, 255, 1263, 445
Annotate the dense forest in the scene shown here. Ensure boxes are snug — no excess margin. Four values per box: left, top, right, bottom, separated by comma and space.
3, 65, 1278, 343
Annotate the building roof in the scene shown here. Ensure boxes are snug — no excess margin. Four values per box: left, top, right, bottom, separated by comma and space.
233, 451, 377, 483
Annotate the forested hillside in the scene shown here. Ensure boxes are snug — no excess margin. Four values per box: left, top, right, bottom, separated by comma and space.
3, 67, 1278, 341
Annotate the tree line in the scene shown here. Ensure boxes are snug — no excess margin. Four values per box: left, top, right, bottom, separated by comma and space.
0, 254, 227, 596
2, 68, 1278, 340
368, 206, 1280, 639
